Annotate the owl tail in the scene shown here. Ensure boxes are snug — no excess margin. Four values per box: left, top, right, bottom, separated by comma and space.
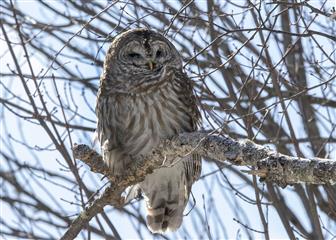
125, 182, 185, 233
136, 156, 201, 233
145, 180, 187, 233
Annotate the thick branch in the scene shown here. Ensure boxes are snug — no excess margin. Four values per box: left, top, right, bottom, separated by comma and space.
75, 132, 336, 185
62, 132, 335, 239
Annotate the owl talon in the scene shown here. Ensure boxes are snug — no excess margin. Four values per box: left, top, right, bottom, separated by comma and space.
103, 149, 132, 177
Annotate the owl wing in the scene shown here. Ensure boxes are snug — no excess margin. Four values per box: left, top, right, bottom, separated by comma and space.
174, 71, 201, 130
95, 87, 133, 174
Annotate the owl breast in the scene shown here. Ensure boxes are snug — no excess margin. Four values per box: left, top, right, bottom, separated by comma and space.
118, 80, 194, 157
96, 67, 198, 173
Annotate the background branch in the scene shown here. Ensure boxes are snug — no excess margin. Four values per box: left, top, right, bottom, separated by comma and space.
2, 0, 335, 239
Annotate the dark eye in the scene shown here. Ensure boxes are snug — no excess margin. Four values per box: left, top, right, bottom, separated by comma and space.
156, 50, 163, 58
128, 52, 141, 58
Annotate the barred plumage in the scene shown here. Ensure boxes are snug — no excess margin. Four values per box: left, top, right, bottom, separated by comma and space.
96, 28, 201, 233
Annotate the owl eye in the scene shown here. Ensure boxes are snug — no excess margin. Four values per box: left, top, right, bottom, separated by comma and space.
128, 52, 142, 58
156, 50, 163, 58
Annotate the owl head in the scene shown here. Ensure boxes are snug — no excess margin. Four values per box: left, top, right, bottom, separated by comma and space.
102, 28, 183, 92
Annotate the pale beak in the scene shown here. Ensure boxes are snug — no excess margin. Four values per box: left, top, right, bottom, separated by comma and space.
147, 60, 155, 70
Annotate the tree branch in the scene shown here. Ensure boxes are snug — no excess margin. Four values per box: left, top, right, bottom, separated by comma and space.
61, 132, 335, 239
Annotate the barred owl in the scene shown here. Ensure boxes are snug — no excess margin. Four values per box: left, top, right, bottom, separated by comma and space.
96, 29, 201, 233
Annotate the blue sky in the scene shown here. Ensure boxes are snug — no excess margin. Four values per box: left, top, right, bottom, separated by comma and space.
1, 0, 335, 239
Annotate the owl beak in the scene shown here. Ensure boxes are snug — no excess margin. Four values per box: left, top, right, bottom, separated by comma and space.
147, 60, 155, 70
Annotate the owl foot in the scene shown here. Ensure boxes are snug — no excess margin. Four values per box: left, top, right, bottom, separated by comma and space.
103, 149, 132, 177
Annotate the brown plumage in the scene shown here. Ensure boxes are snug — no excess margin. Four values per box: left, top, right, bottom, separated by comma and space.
96, 28, 201, 233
